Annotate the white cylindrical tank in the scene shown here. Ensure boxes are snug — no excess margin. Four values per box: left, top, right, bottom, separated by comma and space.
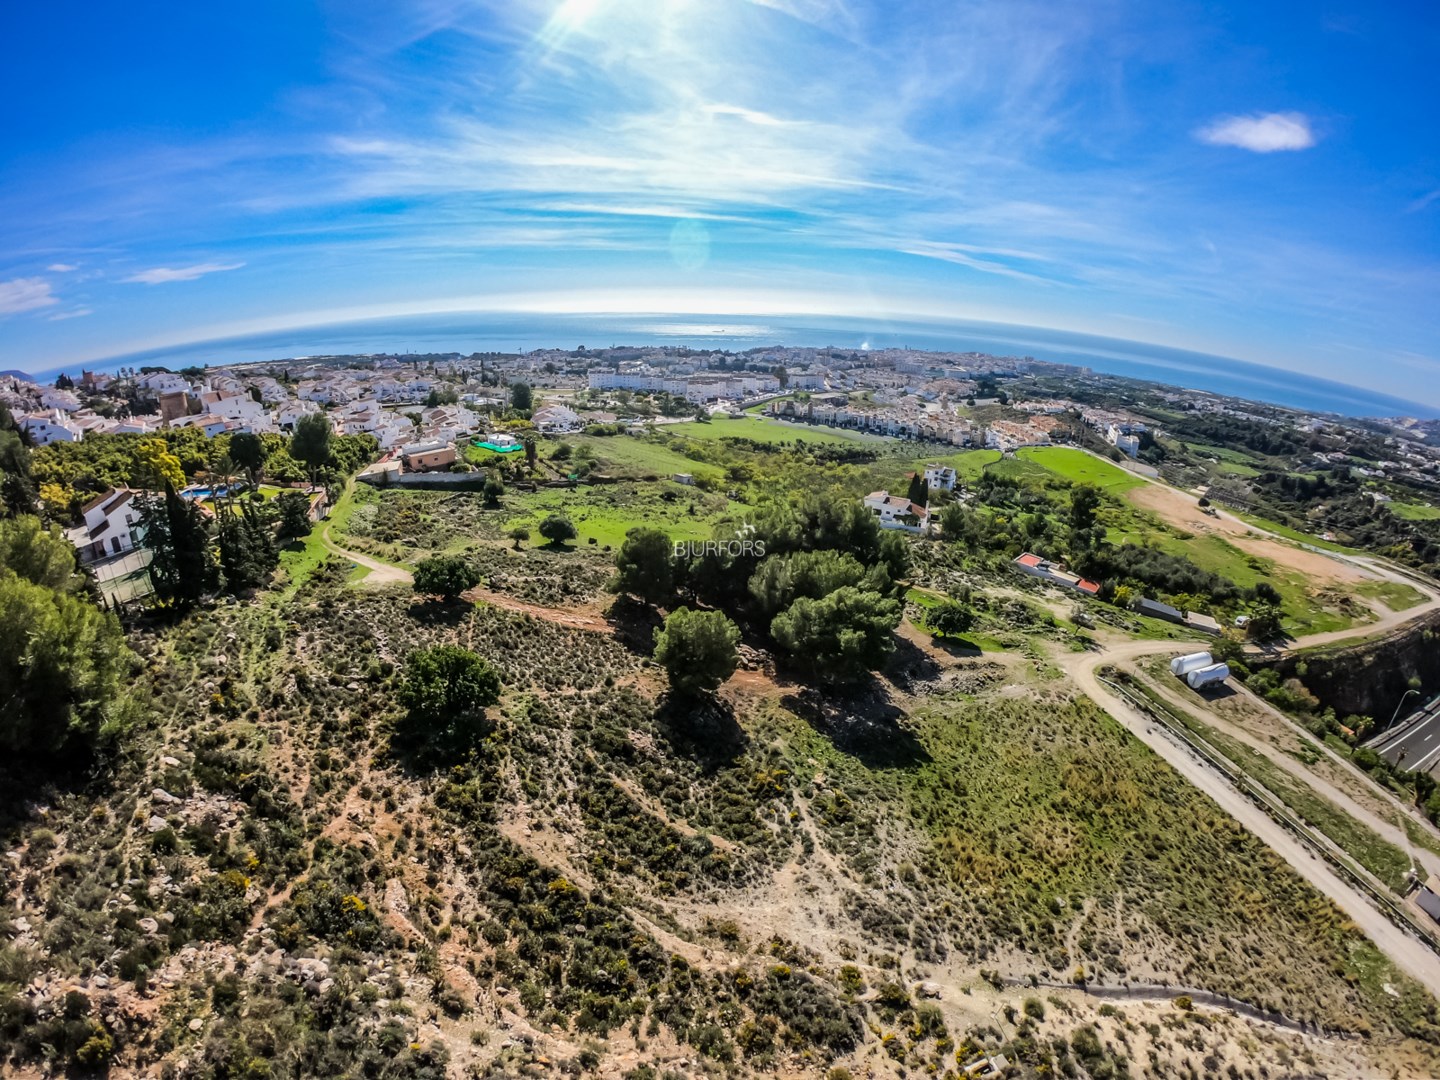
1186, 663, 1230, 689
1170, 652, 1213, 677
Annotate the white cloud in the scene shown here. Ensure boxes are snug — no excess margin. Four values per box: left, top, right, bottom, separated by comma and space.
123, 261, 245, 285
1406, 189, 1440, 214
48, 307, 93, 321
0, 277, 60, 316
1195, 112, 1316, 153
47, 262, 78, 272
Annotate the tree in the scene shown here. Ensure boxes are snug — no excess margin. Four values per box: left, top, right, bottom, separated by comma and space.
0, 417, 37, 518
747, 549, 869, 618
508, 526, 530, 550
0, 517, 130, 758
523, 432, 538, 469
412, 554, 482, 600
396, 645, 502, 752
612, 527, 675, 604
510, 382, 533, 412
229, 432, 265, 486
538, 513, 577, 546
140, 484, 218, 605
1245, 603, 1284, 642
217, 501, 278, 592
906, 473, 928, 508
928, 599, 975, 638
274, 490, 313, 539
135, 438, 184, 490
483, 469, 505, 506
290, 414, 333, 483
652, 607, 740, 696
770, 586, 902, 677
1070, 484, 1101, 532
0, 516, 77, 591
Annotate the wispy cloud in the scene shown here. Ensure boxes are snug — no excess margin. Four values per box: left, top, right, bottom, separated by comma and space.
47, 307, 93, 321
123, 262, 245, 285
1406, 189, 1440, 214
1195, 112, 1317, 152
47, 262, 79, 273
0, 277, 60, 316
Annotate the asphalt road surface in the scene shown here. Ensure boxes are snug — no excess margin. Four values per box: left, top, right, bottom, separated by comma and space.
1373, 698, 1440, 775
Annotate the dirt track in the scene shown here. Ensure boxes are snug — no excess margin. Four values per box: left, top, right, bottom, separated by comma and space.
1058, 636, 1440, 1000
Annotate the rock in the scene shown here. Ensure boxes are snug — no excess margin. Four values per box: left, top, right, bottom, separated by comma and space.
146, 816, 168, 833
93, 975, 110, 988
152, 788, 180, 805
162, 756, 181, 768
139, 918, 159, 934
188, 1018, 204, 1032
918, 981, 943, 999
14, 917, 31, 933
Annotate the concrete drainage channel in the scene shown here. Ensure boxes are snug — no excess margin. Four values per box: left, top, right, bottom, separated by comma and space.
1098, 671, 1440, 961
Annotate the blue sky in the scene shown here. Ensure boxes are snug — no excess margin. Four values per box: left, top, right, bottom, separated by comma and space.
2, 1, 1438, 403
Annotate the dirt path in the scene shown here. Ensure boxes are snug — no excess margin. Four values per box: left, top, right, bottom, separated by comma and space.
1133, 668, 1425, 864
318, 520, 413, 586
461, 585, 614, 633
1056, 637, 1440, 999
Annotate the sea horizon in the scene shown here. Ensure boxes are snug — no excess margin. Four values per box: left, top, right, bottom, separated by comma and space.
11, 312, 1436, 421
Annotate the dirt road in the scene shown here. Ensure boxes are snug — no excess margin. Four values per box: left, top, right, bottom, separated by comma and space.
318, 520, 413, 586
1057, 637, 1440, 998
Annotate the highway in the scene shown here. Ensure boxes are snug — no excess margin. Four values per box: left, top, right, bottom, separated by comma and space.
1371, 696, 1440, 775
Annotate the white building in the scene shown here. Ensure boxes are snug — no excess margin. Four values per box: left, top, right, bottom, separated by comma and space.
863, 491, 930, 533
922, 464, 957, 491
532, 403, 582, 433
68, 487, 144, 563
199, 390, 265, 424
20, 409, 84, 445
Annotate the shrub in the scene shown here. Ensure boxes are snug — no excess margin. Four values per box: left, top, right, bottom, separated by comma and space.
652, 608, 740, 696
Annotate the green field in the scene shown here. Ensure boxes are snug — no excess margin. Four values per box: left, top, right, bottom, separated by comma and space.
666, 414, 884, 446
1017, 446, 1146, 492
1356, 578, 1429, 612
1390, 500, 1440, 521
562, 434, 725, 480
1231, 510, 1360, 554
499, 482, 750, 550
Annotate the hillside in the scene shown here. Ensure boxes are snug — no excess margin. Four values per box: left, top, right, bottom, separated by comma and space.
4, 545, 1439, 1078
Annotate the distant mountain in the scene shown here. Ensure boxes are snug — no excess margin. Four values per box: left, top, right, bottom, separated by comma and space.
1, 369, 36, 381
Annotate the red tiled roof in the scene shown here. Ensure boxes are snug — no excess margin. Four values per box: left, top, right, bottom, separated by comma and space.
1016, 553, 1044, 567
1076, 579, 1101, 594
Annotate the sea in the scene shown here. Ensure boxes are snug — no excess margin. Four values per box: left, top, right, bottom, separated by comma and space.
28, 312, 1437, 420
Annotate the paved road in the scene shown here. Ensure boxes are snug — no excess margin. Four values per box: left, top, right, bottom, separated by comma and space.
1372, 697, 1440, 776
1059, 638, 1440, 1000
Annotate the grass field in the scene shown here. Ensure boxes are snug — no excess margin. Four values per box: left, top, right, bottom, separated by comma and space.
500, 481, 749, 549
1391, 500, 1440, 521
1017, 446, 1146, 492
1231, 510, 1360, 554
1356, 578, 1429, 612
666, 414, 884, 446
563, 434, 725, 480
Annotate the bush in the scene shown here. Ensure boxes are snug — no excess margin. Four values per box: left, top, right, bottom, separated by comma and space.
412, 554, 482, 600
396, 645, 502, 755
652, 608, 740, 696
539, 514, 577, 545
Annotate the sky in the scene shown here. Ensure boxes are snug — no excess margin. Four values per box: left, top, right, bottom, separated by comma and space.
1, 1, 1438, 403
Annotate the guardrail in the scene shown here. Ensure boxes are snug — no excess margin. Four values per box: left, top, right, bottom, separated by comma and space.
1098, 671, 1440, 961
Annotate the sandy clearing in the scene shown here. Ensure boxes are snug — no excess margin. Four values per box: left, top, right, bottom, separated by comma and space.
1125, 481, 1368, 585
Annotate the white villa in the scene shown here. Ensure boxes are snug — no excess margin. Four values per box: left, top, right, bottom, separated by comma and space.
922, 463, 957, 491
68, 487, 144, 563
863, 491, 930, 533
